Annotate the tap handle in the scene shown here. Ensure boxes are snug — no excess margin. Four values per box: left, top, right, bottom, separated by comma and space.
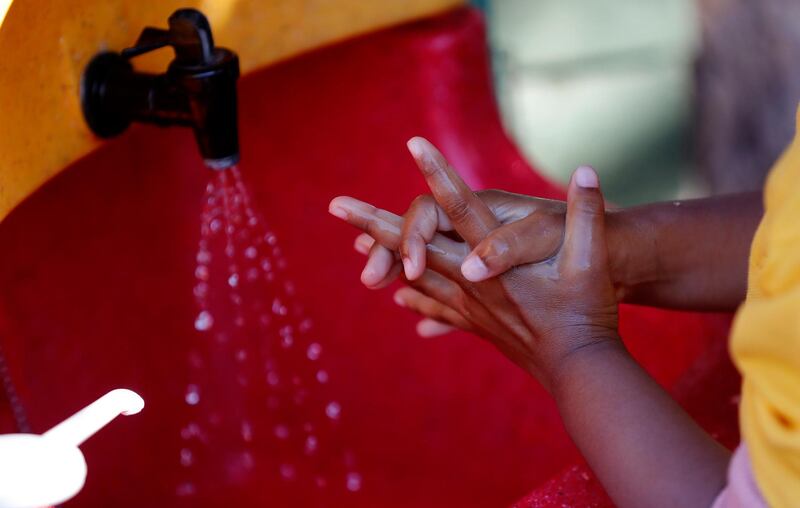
168, 9, 216, 66
121, 27, 171, 59
120, 9, 217, 66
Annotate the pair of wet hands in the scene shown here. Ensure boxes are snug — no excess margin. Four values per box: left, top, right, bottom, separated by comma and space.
329, 137, 619, 392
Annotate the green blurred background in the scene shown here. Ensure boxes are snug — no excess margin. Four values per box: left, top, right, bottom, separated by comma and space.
475, 0, 699, 205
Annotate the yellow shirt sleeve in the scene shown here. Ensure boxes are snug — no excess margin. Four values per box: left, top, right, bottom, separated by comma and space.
731, 106, 800, 508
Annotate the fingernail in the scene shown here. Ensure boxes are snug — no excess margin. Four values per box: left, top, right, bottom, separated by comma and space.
461, 255, 489, 281
360, 267, 371, 280
574, 166, 599, 189
402, 257, 416, 279
360, 266, 377, 287
354, 236, 372, 255
328, 204, 348, 220
407, 137, 425, 158
417, 319, 453, 338
393, 292, 406, 307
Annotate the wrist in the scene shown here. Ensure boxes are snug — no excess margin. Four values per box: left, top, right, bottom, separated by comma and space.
548, 333, 628, 397
536, 327, 623, 393
605, 208, 659, 302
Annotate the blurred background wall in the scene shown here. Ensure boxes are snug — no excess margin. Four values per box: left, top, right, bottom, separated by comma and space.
478, 0, 800, 205
695, 0, 800, 194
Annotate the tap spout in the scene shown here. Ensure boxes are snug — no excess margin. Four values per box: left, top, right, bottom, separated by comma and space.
81, 9, 240, 169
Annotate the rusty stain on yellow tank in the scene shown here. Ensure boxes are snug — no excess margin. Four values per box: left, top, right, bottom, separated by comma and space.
0, 0, 462, 222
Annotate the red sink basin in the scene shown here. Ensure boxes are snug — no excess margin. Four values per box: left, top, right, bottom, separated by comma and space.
0, 7, 739, 507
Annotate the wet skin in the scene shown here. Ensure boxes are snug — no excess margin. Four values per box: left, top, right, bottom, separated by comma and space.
329, 137, 741, 508
351, 189, 762, 336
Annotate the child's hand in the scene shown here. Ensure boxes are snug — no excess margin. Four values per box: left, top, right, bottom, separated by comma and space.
330, 138, 731, 508
381, 191, 567, 283
349, 190, 572, 329
350, 191, 568, 291
330, 137, 619, 390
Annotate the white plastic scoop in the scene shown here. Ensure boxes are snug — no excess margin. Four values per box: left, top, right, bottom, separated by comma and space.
0, 388, 144, 508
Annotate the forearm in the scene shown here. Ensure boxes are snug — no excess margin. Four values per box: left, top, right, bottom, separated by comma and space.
608, 192, 763, 311
553, 339, 730, 508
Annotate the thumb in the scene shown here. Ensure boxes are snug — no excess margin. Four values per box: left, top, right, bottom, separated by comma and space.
562, 166, 608, 271
461, 214, 562, 281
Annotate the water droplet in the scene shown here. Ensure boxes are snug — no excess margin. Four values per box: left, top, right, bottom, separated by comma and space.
235, 349, 247, 362
284, 281, 295, 294
231, 293, 243, 306
267, 371, 280, 387
193, 283, 209, 299
346, 472, 362, 492
325, 401, 341, 420
304, 435, 318, 454
225, 244, 235, 257
206, 182, 216, 193
180, 422, 201, 440
180, 447, 194, 467
234, 315, 245, 327
278, 258, 288, 270
196, 250, 211, 264
185, 385, 200, 405
248, 216, 258, 227
241, 420, 253, 442
210, 218, 222, 232
260, 258, 272, 272
279, 463, 296, 481
246, 268, 259, 281
240, 451, 255, 470
272, 298, 288, 316
316, 370, 329, 384
194, 311, 213, 331
303, 422, 314, 433
299, 319, 313, 333
228, 273, 239, 288
194, 265, 209, 281
245, 246, 257, 259
274, 424, 289, 440
281, 335, 293, 348
266, 233, 278, 246
307, 343, 322, 361
176, 482, 196, 497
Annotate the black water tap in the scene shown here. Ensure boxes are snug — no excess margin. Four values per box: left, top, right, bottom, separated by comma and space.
81, 9, 240, 169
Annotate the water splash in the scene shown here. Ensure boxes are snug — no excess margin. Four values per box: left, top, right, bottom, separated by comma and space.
180, 166, 361, 498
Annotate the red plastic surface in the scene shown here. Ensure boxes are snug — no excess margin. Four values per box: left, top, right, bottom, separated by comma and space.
0, 8, 739, 507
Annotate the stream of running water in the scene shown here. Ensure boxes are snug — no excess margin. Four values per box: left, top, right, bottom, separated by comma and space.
177, 166, 361, 499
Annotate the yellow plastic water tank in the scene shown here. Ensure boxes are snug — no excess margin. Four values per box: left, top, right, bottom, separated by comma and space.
0, 0, 462, 221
